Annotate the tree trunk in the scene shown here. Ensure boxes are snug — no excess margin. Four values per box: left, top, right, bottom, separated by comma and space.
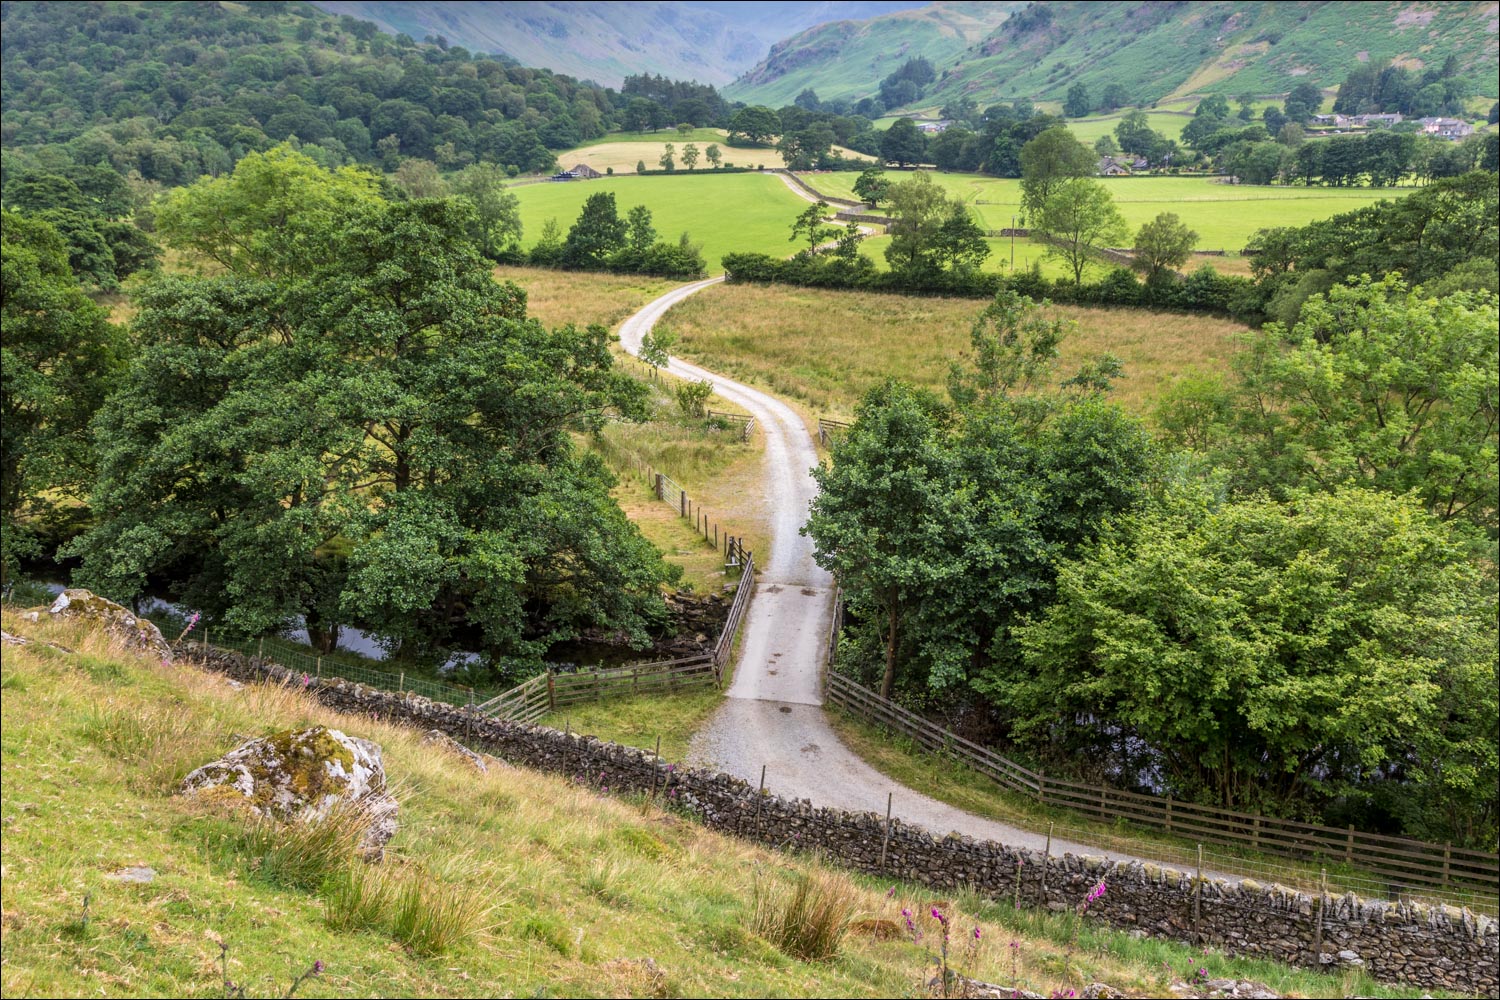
881, 603, 899, 699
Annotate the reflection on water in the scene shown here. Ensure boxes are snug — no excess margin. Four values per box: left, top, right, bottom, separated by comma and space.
41, 581, 481, 672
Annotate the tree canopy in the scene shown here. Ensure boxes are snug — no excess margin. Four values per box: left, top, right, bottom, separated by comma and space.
1013, 485, 1497, 838
1, 211, 129, 581
66, 157, 674, 667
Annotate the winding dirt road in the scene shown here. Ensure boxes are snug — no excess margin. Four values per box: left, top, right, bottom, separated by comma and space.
617, 278, 1141, 862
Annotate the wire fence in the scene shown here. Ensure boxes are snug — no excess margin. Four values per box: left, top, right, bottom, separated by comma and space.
209, 634, 489, 708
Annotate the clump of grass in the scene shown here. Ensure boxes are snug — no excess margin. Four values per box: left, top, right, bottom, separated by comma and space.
390, 861, 496, 956
752, 865, 857, 961
324, 855, 497, 956
323, 863, 393, 933
234, 803, 372, 891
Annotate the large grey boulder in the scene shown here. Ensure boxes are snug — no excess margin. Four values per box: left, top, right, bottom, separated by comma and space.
47, 588, 171, 661
182, 725, 399, 858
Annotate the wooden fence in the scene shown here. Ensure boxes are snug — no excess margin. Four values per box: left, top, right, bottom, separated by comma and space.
817, 417, 851, 448
824, 671, 1500, 909
707, 409, 756, 443
464, 446, 759, 724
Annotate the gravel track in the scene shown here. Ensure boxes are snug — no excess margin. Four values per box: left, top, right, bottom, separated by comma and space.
616, 278, 1149, 864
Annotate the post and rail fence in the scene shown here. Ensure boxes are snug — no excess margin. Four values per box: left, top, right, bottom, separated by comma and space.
817, 417, 851, 448
706, 409, 756, 443
197, 448, 758, 732
822, 668, 1500, 913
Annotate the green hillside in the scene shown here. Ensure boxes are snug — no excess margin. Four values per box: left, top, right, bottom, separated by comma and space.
728, 1, 1500, 110
724, 1, 1021, 106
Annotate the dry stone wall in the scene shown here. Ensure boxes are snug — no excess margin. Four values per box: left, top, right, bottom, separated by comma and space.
177, 644, 1498, 994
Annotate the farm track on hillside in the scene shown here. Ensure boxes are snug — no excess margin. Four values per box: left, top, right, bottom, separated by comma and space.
617, 279, 1156, 868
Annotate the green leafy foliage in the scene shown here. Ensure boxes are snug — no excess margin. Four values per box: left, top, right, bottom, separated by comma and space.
1012, 485, 1498, 844
0, 211, 129, 580
66, 154, 672, 667
1035, 179, 1128, 285
807, 292, 1152, 702
1222, 275, 1499, 541
1133, 212, 1198, 284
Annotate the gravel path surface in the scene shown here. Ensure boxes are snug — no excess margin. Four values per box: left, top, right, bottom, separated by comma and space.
616, 278, 1145, 864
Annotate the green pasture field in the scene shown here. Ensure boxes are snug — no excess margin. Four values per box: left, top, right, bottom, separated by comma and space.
799, 172, 1412, 250
858, 233, 1075, 279
512, 172, 812, 271
573, 128, 731, 147
1065, 110, 1193, 143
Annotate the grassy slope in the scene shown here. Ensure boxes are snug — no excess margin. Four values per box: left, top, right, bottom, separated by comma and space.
0, 611, 1441, 999
724, 2, 1018, 107
512, 173, 809, 272
659, 282, 1250, 419
731, 1, 1498, 111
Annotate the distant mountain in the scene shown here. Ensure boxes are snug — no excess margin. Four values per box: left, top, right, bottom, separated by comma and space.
310, 1, 927, 87
725, 1, 1021, 107
727, 1, 1500, 109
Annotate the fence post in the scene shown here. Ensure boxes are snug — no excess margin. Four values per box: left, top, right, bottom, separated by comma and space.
257, 636, 264, 661
755, 764, 766, 838
1346, 825, 1354, 863
547, 672, 556, 711
1442, 842, 1451, 886
316, 656, 322, 678
1313, 868, 1327, 959
1165, 795, 1173, 833
879, 792, 892, 870
399, 671, 404, 692
1040, 823, 1052, 901
1252, 815, 1260, 850
680, 491, 686, 517
1193, 844, 1203, 941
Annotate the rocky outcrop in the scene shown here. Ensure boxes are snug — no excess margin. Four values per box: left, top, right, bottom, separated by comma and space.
181, 725, 399, 858
45, 589, 171, 660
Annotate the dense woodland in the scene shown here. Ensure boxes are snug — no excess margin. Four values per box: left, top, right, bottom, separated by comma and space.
2, 2, 1497, 849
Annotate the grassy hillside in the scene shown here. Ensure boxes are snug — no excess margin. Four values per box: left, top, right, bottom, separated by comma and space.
725, 1, 1021, 106
2, 609, 1434, 998
729, 1, 1500, 110
512, 173, 810, 271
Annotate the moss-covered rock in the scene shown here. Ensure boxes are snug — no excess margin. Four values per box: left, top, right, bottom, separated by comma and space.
181, 725, 398, 855
47, 588, 171, 660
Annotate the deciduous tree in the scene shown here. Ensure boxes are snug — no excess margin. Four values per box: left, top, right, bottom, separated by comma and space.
1035, 178, 1128, 284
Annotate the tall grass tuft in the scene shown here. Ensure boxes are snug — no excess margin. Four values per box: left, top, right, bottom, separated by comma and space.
323, 863, 394, 933
235, 803, 372, 891
79, 699, 219, 793
390, 859, 496, 956
752, 865, 857, 961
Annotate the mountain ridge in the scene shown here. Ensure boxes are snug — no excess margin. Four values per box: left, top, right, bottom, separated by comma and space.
310, 1, 927, 86
726, 1, 1500, 109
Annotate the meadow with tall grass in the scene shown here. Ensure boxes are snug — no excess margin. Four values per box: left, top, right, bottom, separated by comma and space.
0, 608, 1446, 998
660, 282, 1249, 418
